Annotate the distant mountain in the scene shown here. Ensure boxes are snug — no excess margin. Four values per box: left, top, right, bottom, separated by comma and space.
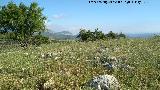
42, 30, 159, 40
54, 31, 73, 36
42, 31, 76, 40
126, 33, 157, 38
42, 30, 54, 37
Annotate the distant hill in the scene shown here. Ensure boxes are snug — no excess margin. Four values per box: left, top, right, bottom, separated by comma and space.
42, 30, 159, 40
54, 31, 73, 36
42, 31, 77, 40
126, 33, 158, 38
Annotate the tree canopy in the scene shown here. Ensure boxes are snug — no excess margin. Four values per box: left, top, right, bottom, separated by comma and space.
77, 28, 106, 41
0, 2, 46, 41
77, 29, 126, 41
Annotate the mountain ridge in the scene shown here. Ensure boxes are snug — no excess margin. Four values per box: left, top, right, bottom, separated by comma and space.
42, 30, 160, 40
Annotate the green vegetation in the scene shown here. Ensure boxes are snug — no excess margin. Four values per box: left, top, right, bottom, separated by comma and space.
77, 28, 126, 41
0, 37, 160, 89
0, 1, 159, 90
77, 28, 106, 41
0, 2, 48, 46
106, 31, 126, 39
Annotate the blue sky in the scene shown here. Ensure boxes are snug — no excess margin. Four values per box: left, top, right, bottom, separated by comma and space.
0, 0, 160, 34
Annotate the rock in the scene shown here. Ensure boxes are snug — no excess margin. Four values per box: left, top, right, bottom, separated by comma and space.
102, 62, 115, 70
87, 75, 120, 90
100, 56, 118, 70
98, 54, 134, 71
107, 56, 117, 62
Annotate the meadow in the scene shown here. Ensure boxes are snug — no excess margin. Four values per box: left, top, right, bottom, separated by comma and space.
0, 38, 160, 90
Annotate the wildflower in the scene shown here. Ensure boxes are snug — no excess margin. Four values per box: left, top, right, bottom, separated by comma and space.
105, 48, 109, 51
48, 53, 52, 57
20, 78, 24, 84
94, 56, 100, 60
41, 53, 45, 58
52, 52, 58, 56
44, 78, 55, 89
55, 57, 59, 60
24, 53, 29, 55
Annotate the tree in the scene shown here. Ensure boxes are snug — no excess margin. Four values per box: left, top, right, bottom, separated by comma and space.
77, 29, 88, 41
105, 31, 118, 39
0, 2, 46, 43
94, 28, 106, 40
118, 32, 126, 38
77, 29, 126, 41
77, 28, 106, 41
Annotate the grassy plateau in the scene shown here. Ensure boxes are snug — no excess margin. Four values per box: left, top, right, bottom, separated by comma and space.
0, 38, 160, 90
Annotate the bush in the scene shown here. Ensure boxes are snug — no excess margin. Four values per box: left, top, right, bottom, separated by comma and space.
77, 28, 106, 41
77, 29, 126, 41
105, 31, 126, 39
105, 31, 118, 39
118, 32, 126, 38
31, 35, 50, 46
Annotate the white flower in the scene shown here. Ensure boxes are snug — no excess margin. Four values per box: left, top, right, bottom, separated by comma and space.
20, 78, 24, 84
41, 54, 45, 58
55, 57, 59, 60
52, 52, 58, 56
48, 53, 52, 57
94, 57, 100, 60
24, 53, 29, 55
44, 78, 55, 89
105, 48, 109, 51
22, 68, 25, 71
0, 66, 3, 69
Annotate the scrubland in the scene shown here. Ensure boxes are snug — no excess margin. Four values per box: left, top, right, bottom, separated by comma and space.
0, 38, 160, 90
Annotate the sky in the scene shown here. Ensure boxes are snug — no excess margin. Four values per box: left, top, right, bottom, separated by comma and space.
0, 0, 160, 34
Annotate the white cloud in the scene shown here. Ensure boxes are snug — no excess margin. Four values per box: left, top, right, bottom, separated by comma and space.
46, 23, 83, 35
53, 14, 65, 19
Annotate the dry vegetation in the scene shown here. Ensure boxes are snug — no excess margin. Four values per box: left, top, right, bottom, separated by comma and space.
0, 38, 160, 90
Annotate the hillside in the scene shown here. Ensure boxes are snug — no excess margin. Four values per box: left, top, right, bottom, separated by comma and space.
42, 31, 76, 40
0, 38, 160, 89
42, 30, 159, 40
126, 33, 158, 38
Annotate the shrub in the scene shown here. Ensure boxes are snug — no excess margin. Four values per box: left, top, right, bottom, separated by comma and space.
31, 35, 50, 46
77, 28, 106, 41
105, 31, 118, 39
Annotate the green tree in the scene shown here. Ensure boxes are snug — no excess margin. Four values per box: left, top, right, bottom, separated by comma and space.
105, 31, 118, 39
118, 32, 126, 38
0, 2, 46, 44
94, 28, 106, 40
86, 30, 94, 41
77, 29, 88, 41
77, 28, 106, 41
